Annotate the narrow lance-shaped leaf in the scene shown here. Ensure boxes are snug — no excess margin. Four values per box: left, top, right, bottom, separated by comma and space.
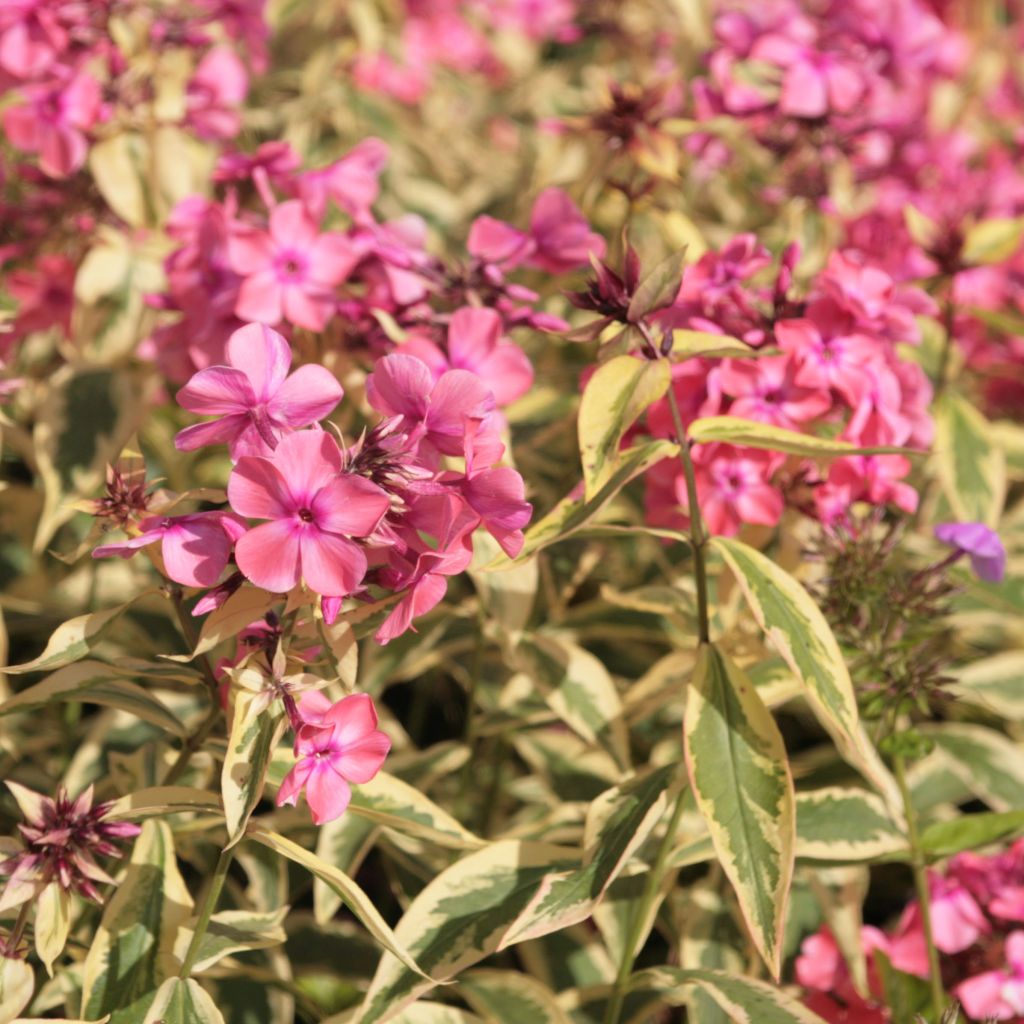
81, 820, 194, 1024
578, 356, 671, 500
934, 395, 1006, 527
0, 955, 34, 1024
459, 970, 572, 1024
688, 416, 910, 457
141, 977, 224, 1024
626, 247, 687, 322
34, 883, 72, 976
172, 907, 288, 974
921, 723, 1024, 811
711, 536, 901, 815
683, 644, 795, 977
795, 788, 906, 861
221, 689, 287, 848
962, 216, 1024, 266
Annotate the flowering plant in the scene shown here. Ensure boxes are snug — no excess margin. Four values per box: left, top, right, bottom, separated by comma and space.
1, 1, 1023, 1022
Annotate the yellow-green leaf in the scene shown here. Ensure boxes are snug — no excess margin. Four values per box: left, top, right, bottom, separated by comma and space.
0, 954, 34, 1024
172, 908, 288, 974
688, 416, 907, 456
82, 821, 193, 1024
962, 216, 1024, 266
106, 787, 224, 821
671, 331, 764, 360
166, 586, 276, 661
934, 395, 1006, 527
578, 357, 671, 500
89, 134, 149, 228
141, 978, 223, 1024
34, 883, 72, 976
711, 536, 900, 812
795, 788, 906, 861
922, 723, 1024, 811
459, 970, 572, 1024
222, 690, 287, 848
683, 645, 795, 978
357, 840, 578, 1022
6, 603, 137, 674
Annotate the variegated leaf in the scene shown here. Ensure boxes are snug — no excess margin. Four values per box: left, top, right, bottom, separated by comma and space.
172, 908, 288, 974
0, 955, 34, 1024
6, 602, 138, 674
578, 356, 671, 500
34, 882, 72, 976
678, 883, 745, 1024
459, 969, 572, 1024
81, 821, 193, 1024
314, 812, 378, 924
141, 978, 224, 1024
633, 967, 830, 1023
500, 765, 676, 948
921, 723, 1024, 811
221, 689, 287, 848
688, 416, 906, 456
357, 840, 579, 1022
106, 787, 224, 821
711, 536, 900, 813
934, 395, 1006, 527
951, 651, 1024, 719
683, 644, 795, 977
795, 788, 906, 861
516, 633, 630, 770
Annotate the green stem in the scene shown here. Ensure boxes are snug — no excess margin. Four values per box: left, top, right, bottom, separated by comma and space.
5, 900, 31, 956
893, 753, 945, 1019
179, 846, 235, 979
603, 786, 687, 1024
665, 386, 710, 644
934, 279, 956, 402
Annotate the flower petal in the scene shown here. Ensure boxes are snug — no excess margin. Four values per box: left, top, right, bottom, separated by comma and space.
268, 364, 343, 427
226, 323, 291, 399
235, 519, 301, 593
229, 456, 293, 519
298, 529, 367, 597
305, 763, 352, 824
273, 430, 343, 504
162, 519, 231, 588
323, 693, 378, 744
311, 475, 390, 537
176, 366, 256, 415
333, 729, 391, 784
235, 270, 284, 325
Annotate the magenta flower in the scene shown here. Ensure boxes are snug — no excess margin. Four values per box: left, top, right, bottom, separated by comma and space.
935, 521, 1007, 583
92, 511, 245, 588
956, 930, 1024, 1021
228, 430, 390, 596
229, 200, 358, 330
0, 782, 140, 911
276, 692, 390, 824
3, 70, 103, 178
401, 307, 534, 407
185, 46, 249, 141
174, 323, 344, 458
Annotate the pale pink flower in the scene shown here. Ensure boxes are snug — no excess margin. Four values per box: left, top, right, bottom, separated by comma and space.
276, 692, 390, 824
229, 200, 358, 330
175, 323, 343, 458
296, 137, 390, 221
186, 46, 249, 141
526, 187, 606, 274
92, 511, 246, 589
228, 430, 390, 596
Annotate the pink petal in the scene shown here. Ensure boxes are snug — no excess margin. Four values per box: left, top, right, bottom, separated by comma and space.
228, 227, 275, 275
162, 519, 231, 588
467, 215, 534, 267
236, 271, 284, 325
226, 323, 291, 399
954, 971, 1013, 1021
426, 369, 494, 449
282, 285, 333, 332
309, 233, 359, 286
229, 456, 293, 519
780, 61, 829, 118
296, 690, 334, 727
176, 366, 256, 415
310, 475, 390, 537
448, 307, 502, 368
276, 759, 314, 807
274, 430, 342, 504
324, 693, 379, 744
475, 342, 534, 406
305, 762, 352, 824
375, 573, 448, 644
333, 729, 390, 784
268, 364, 343, 427
235, 519, 302, 593
175, 414, 250, 453
463, 467, 532, 530
40, 123, 85, 178
298, 530, 368, 597
92, 532, 162, 559
270, 200, 319, 247
365, 353, 432, 419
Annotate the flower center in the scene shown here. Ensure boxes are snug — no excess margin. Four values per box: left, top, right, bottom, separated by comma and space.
297, 508, 314, 523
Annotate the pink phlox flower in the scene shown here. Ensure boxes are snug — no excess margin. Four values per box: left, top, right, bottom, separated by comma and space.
366, 352, 496, 462
458, 464, 532, 557
228, 430, 391, 597
714, 354, 832, 429
816, 455, 918, 524
3, 69, 104, 177
186, 46, 249, 140
214, 141, 301, 184
92, 510, 246, 589
351, 50, 430, 105
401, 307, 534, 408
276, 692, 390, 824
174, 322, 344, 458
956, 930, 1024, 1021
525, 187, 606, 274
295, 137, 390, 222
6, 253, 76, 344
229, 200, 358, 330
0, 0, 68, 79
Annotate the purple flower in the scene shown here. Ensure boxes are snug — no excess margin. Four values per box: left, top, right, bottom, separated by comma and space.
935, 521, 1007, 583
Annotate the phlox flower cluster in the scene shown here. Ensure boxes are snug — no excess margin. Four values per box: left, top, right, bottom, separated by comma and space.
94, 322, 533, 645
641, 239, 936, 536
797, 840, 1024, 1022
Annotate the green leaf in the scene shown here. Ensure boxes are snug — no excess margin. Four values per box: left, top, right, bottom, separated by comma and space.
246, 824, 428, 981
499, 765, 676, 948
921, 723, 1024, 811
0, 955, 34, 1024
683, 645, 795, 977
874, 951, 931, 1023
89, 134, 150, 228
952, 652, 1024, 719
313, 813, 377, 924
921, 811, 1024, 859
489, 440, 679, 565
166, 586, 276, 661
688, 416, 908, 456
6, 603, 137, 674
348, 771, 485, 849
578, 356, 671, 500
459, 970, 572, 1024
0, 661, 185, 736
34, 883, 72, 976
795, 788, 906, 861
141, 978, 224, 1024
627, 248, 687, 322
678, 885, 745, 1024
903, 206, 940, 251
515, 634, 630, 770
711, 537, 900, 811
357, 840, 579, 1022
172, 908, 288, 974
934, 395, 1006, 527
962, 216, 1024, 266
82, 821, 194, 1024
221, 690, 287, 848
633, 967, 830, 1023
106, 787, 224, 821
671, 330, 766, 360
